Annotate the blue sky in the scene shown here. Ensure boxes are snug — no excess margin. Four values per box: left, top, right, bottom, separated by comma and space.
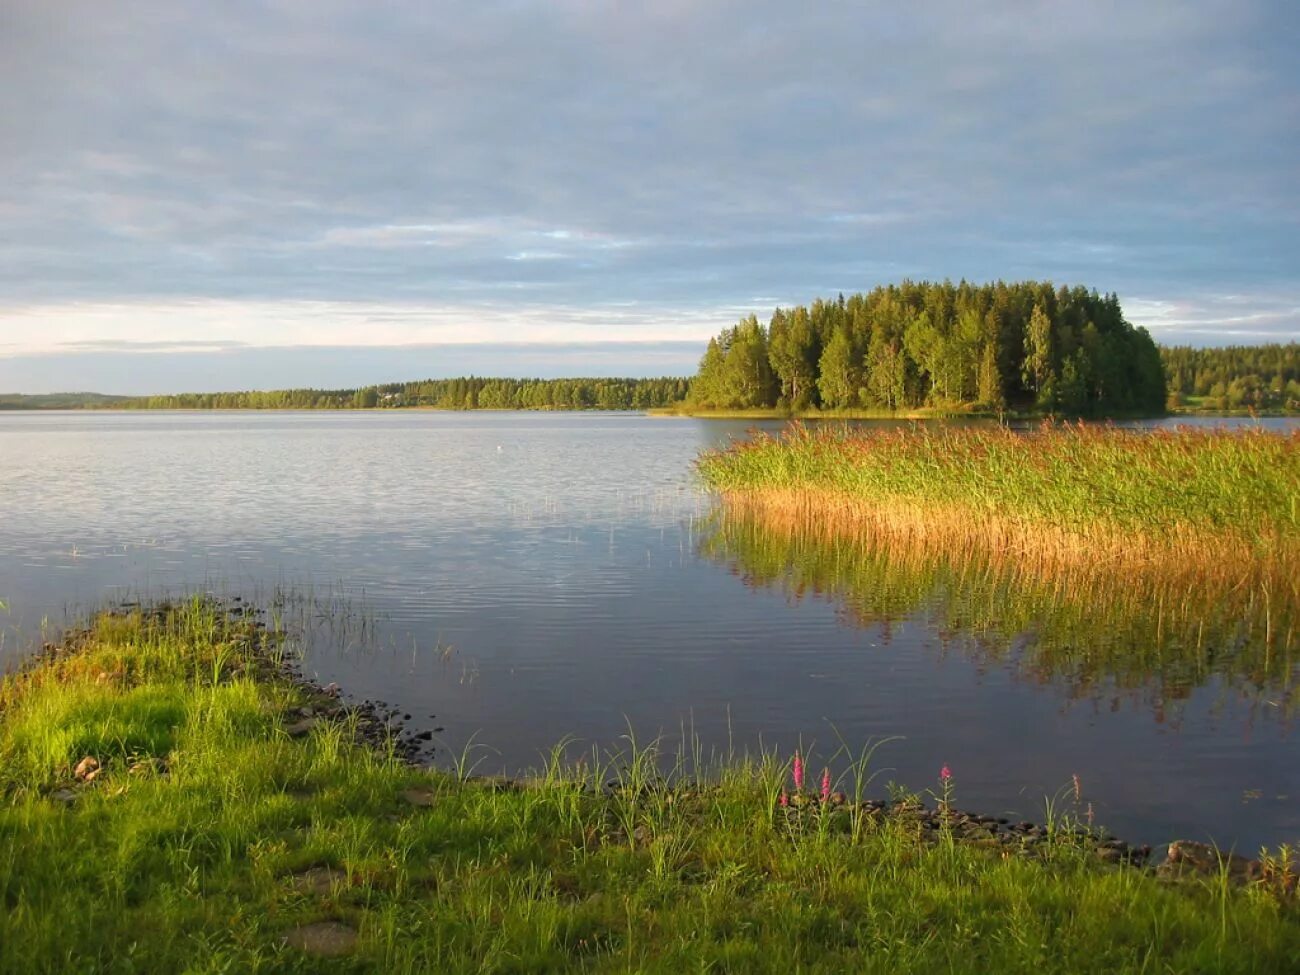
1, 0, 1297, 394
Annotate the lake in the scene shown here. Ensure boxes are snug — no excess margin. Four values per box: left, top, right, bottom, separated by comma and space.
1, 410, 1297, 851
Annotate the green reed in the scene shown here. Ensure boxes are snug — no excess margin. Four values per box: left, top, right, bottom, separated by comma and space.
698, 422, 1299, 540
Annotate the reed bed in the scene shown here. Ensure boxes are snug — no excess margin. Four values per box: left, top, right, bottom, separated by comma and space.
3, 602, 1298, 972
698, 423, 1300, 645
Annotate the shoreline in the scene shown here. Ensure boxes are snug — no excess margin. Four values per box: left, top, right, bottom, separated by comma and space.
2, 599, 1297, 968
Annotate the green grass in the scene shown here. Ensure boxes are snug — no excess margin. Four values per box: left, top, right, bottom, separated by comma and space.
1, 602, 1298, 973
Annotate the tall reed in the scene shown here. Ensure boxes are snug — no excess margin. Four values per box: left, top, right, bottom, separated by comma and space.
697, 423, 1300, 645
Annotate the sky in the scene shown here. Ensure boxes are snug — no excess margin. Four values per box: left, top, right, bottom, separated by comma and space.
1, 1, 1297, 394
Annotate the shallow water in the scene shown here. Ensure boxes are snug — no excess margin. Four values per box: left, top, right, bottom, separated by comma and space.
1, 410, 1297, 850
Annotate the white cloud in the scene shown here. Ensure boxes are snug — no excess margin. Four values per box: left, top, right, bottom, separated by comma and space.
1127, 294, 1300, 344
0, 298, 765, 358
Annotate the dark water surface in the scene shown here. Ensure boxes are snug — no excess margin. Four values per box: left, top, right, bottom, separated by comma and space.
1, 410, 1297, 851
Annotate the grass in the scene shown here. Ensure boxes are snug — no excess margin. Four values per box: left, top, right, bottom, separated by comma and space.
1, 601, 1298, 972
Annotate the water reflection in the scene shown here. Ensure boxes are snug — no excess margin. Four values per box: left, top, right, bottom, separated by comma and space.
699, 506, 1299, 724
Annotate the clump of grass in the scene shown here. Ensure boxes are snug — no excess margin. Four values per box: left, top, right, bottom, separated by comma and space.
1, 601, 1298, 972
698, 423, 1300, 649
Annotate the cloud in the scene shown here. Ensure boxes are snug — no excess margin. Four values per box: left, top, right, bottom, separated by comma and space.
0, 342, 707, 395
0, 0, 1295, 390
54, 338, 251, 354
0, 298, 763, 358
1126, 293, 1300, 344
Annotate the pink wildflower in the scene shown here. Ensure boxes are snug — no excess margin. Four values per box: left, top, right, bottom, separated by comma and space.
939, 765, 952, 781
820, 768, 831, 804
779, 790, 789, 808
793, 752, 804, 792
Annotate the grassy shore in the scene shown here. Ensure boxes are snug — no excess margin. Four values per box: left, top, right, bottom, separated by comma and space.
648, 405, 997, 420
2, 602, 1298, 973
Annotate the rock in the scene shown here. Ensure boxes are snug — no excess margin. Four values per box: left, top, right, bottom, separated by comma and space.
289, 866, 346, 897
284, 717, 317, 738
1159, 840, 1263, 885
400, 787, 436, 808
50, 788, 78, 805
74, 757, 100, 782
281, 921, 358, 957
1097, 847, 1125, 865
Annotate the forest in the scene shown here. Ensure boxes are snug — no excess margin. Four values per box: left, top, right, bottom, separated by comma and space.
689, 281, 1168, 415
1161, 343, 1299, 412
114, 377, 690, 411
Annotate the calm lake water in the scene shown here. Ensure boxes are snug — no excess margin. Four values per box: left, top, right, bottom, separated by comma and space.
1, 410, 1297, 851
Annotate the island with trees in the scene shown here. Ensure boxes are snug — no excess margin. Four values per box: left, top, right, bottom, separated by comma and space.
683, 281, 1168, 417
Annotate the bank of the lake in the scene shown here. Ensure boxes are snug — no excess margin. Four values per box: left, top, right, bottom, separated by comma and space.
3, 601, 1298, 973
650, 405, 998, 420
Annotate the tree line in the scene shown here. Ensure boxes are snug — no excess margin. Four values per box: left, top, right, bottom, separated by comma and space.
115, 377, 690, 411
690, 281, 1168, 415
1161, 343, 1299, 412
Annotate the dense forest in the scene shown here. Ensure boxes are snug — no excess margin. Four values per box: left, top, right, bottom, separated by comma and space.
115, 377, 690, 411
0, 393, 128, 410
1161, 343, 1299, 412
690, 281, 1167, 415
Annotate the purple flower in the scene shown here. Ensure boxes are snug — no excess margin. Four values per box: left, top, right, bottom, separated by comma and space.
939, 765, 952, 781
793, 752, 804, 792
820, 768, 831, 804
